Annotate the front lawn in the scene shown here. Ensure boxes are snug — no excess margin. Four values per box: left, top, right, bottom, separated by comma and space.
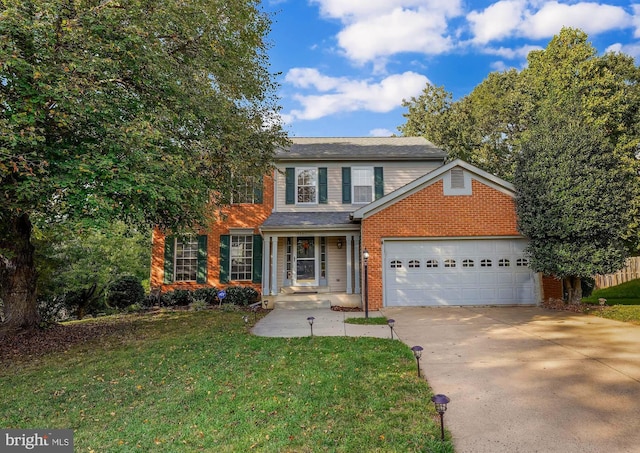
0, 310, 453, 452
583, 279, 640, 324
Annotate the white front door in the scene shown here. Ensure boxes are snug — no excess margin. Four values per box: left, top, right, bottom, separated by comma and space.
294, 237, 318, 286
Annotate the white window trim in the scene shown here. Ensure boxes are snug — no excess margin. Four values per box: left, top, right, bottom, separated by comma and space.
296, 167, 318, 205
174, 236, 198, 282
352, 166, 374, 205
230, 234, 253, 281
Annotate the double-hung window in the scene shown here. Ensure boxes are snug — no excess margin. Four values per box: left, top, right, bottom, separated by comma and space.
232, 176, 263, 204
175, 237, 199, 281
296, 168, 317, 204
231, 235, 253, 281
352, 167, 374, 204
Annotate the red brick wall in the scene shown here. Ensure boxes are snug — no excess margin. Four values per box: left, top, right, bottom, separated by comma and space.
150, 173, 274, 293
541, 275, 563, 301
362, 179, 523, 310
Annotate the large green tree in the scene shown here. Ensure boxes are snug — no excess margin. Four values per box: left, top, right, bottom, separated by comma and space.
514, 100, 637, 303
399, 28, 640, 182
0, 0, 287, 330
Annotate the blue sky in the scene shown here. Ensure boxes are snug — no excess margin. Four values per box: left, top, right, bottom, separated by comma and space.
264, 0, 640, 137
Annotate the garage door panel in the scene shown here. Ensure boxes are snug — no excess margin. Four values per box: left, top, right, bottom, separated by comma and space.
384, 239, 537, 307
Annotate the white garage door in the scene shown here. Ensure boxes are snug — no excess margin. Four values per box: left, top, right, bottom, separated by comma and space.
383, 239, 537, 306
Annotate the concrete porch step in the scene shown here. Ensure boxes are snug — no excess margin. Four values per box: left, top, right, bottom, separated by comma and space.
279, 286, 330, 295
274, 299, 331, 310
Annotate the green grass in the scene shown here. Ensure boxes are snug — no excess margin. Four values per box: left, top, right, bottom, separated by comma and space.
582, 279, 640, 324
583, 278, 640, 306
0, 311, 453, 453
344, 316, 390, 325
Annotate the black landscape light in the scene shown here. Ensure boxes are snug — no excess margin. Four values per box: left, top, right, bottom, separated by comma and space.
387, 319, 395, 339
307, 316, 315, 337
242, 315, 249, 326
363, 248, 370, 318
431, 394, 450, 441
411, 345, 423, 377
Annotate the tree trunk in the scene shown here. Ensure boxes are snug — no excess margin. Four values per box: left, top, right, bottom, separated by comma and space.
564, 276, 583, 305
0, 213, 40, 331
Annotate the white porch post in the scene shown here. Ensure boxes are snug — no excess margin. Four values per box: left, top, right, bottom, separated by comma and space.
354, 235, 361, 294
270, 236, 279, 295
262, 235, 271, 296
346, 234, 353, 294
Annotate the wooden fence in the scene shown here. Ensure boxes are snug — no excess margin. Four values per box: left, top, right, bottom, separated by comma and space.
594, 256, 640, 289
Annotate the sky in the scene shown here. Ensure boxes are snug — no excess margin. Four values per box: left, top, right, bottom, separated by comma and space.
263, 0, 640, 138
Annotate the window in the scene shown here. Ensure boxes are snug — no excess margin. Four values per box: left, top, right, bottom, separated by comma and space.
481, 259, 492, 267
444, 259, 456, 268
499, 259, 510, 267
175, 237, 199, 281
296, 168, 317, 204
390, 260, 403, 269
231, 235, 253, 280
516, 258, 529, 267
462, 259, 474, 268
352, 167, 374, 204
408, 260, 421, 268
232, 176, 263, 204
425, 259, 439, 268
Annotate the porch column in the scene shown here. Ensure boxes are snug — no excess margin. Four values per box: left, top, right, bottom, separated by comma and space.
270, 236, 279, 295
346, 235, 353, 294
354, 235, 361, 294
262, 235, 271, 296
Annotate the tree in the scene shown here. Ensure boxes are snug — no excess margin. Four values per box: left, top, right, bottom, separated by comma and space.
514, 100, 637, 304
34, 221, 151, 319
399, 28, 640, 182
0, 0, 287, 331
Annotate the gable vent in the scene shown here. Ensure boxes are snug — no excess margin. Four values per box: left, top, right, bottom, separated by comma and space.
450, 168, 465, 189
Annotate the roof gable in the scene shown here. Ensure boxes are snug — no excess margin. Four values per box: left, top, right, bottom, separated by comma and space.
351, 159, 516, 220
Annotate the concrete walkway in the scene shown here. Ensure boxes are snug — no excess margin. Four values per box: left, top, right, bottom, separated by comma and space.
254, 305, 640, 452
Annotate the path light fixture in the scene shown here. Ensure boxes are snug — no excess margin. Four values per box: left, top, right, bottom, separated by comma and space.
363, 248, 370, 319
242, 315, 249, 327
307, 316, 315, 337
411, 345, 423, 377
431, 394, 450, 441
252, 305, 258, 322
387, 319, 395, 339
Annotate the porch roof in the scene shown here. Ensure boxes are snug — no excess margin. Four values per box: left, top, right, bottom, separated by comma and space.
260, 212, 360, 232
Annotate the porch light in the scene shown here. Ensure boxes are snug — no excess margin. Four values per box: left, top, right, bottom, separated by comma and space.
337, 238, 343, 249
411, 345, 423, 377
307, 316, 315, 337
431, 394, 450, 441
387, 319, 395, 339
363, 248, 370, 319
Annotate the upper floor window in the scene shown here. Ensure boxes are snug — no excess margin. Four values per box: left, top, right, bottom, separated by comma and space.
352, 167, 374, 204
296, 168, 317, 204
232, 176, 263, 204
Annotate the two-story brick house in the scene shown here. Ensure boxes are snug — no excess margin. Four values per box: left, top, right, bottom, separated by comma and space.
150, 137, 562, 309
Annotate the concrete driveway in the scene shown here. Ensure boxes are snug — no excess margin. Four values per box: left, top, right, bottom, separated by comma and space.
381, 306, 640, 453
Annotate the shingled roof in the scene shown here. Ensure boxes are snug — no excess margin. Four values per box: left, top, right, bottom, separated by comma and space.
276, 137, 447, 162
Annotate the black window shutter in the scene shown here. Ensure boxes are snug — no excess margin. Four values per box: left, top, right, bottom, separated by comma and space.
163, 236, 175, 284
285, 168, 295, 204
253, 176, 263, 204
374, 167, 384, 200
196, 235, 207, 284
219, 235, 230, 283
319, 167, 328, 204
252, 235, 263, 283
342, 167, 351, 203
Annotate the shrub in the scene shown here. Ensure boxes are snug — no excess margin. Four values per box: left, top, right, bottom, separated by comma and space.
193, 287, 219, 305
107, 276, 145, 309
160, 289, 193, 307
224, 286, 259, 306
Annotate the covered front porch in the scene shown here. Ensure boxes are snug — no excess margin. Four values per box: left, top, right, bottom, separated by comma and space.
260, 212, 363, 308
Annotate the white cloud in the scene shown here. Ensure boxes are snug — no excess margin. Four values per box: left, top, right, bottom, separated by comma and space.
310, 1, 463, 65
606, 42, 640, 60
483, 44, 542, 59
468, 1, 633, 44
283, 69, 430, 122
369, 128, 395, 137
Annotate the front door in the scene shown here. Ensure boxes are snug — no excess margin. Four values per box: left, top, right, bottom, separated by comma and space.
295, 237, 317, 286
